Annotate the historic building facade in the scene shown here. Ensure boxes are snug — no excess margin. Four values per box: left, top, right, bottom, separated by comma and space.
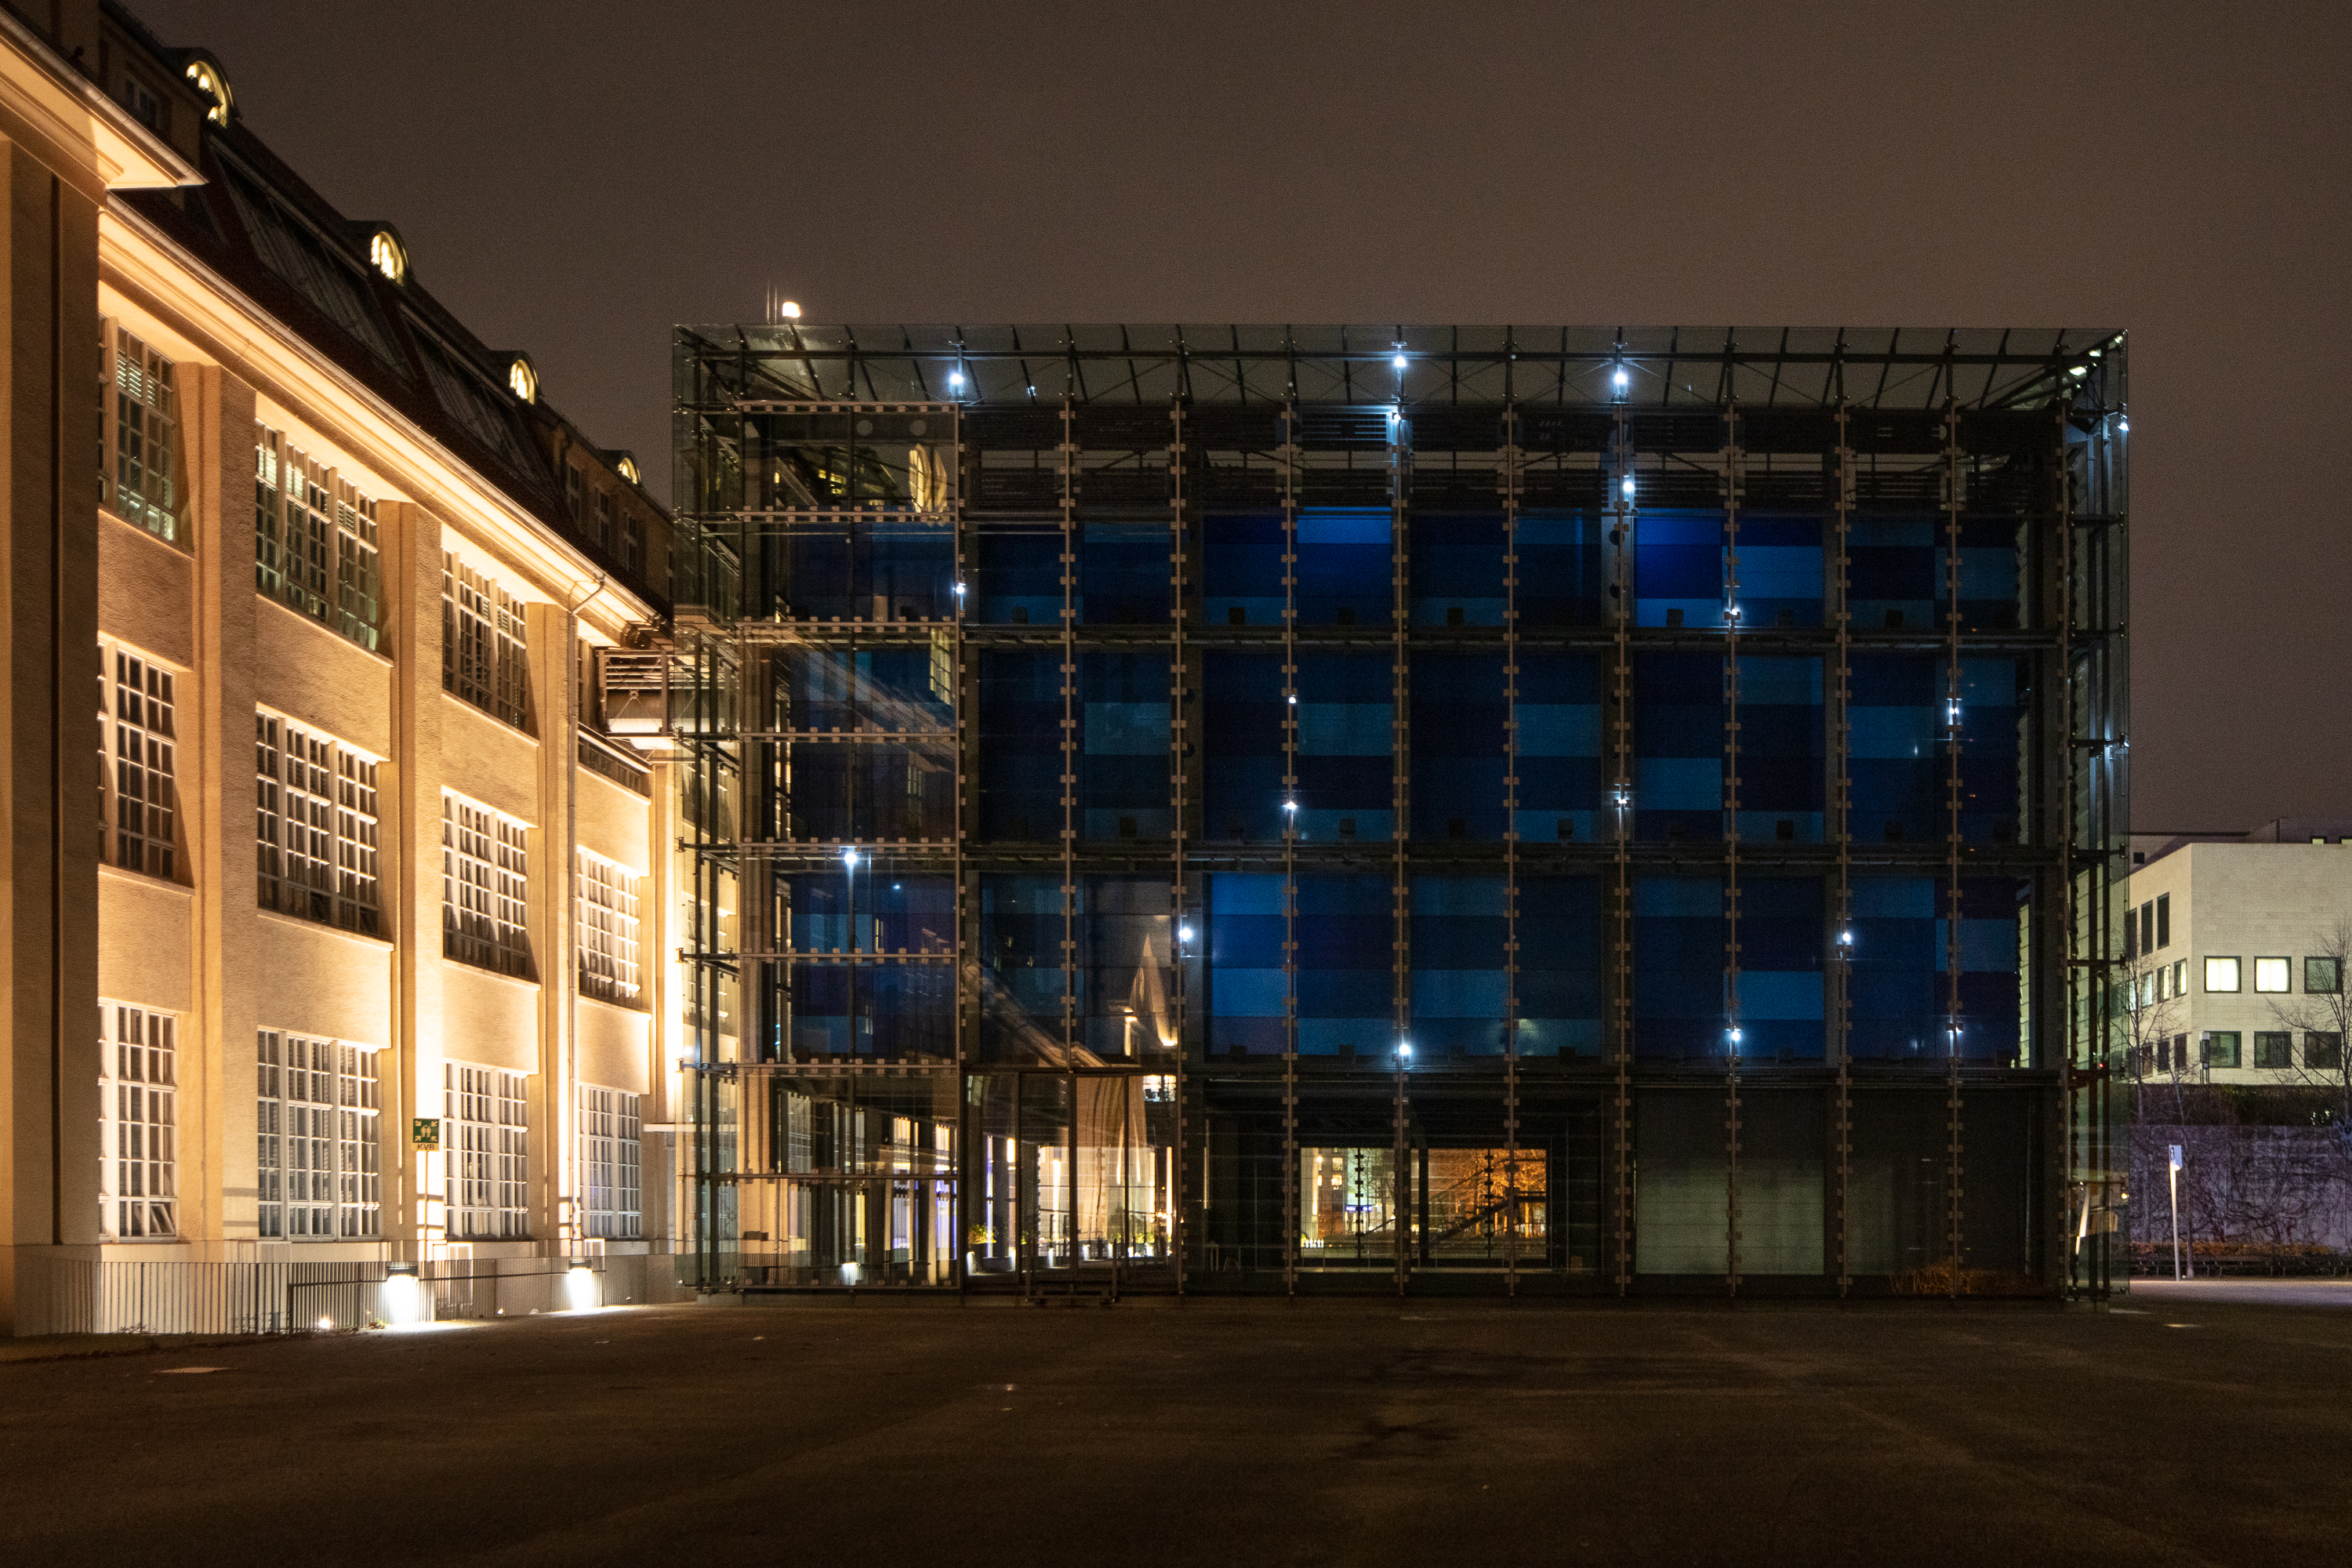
3, 1, 679, 1332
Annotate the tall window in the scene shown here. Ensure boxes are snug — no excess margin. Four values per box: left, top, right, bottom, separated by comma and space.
579, 1086, 642, 1240
100, 1003, 176, 1238
255, 426, 382, 652
101, 642, 177, 880
256, 712, 380, 933
447, 1064, 529, 1239
444, 795, 532, 975
256, 1031, 381, 1239
443, 553, 529, 728
103, 325, 180, 543
577, 850, 642, 1004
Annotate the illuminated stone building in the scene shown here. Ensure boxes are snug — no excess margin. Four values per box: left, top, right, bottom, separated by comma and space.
2, 2, 677, 1332
669, 322, 2131, 1299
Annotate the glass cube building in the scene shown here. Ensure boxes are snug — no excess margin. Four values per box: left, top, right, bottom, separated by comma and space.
668, 325, 2128, 1298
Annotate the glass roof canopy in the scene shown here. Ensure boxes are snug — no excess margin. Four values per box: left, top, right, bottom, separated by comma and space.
677, 324, 2125, 413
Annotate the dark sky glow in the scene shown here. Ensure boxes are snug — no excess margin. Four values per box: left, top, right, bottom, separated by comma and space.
129, 0, 2352, 830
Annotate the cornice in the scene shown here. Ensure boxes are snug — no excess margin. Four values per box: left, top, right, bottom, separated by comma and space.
0, 10, 197, 196
97, 198, 656, 637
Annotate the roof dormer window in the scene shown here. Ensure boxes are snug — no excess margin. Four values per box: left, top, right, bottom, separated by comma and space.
183, 57, 234, 127
368, 229, 408, 285
508, 355, 538, 405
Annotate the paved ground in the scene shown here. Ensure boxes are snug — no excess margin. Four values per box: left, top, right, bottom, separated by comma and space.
3, 1294, 2346, 1566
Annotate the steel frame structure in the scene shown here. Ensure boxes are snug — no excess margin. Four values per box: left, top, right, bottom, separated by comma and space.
663, 325, 2128, 1301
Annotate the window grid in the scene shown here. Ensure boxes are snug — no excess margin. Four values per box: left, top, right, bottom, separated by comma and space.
444, 795, 532, 975
576, 850, 643, 1004
255, 426, 383, 652
442, 553, 530, 728
446, 1064, 530, 1240
256, 1031, 381, 1239
106, 325, 178, 542
256, 712, 381, 934
100, 1004, 176, 1239
579, 1086, 642, 1240
102, 644, 176, 880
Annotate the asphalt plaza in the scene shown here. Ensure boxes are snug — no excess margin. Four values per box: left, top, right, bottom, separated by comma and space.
3, 1283, 2347, 1566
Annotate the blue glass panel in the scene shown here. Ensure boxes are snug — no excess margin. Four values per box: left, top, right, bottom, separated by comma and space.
1410, 876, 1507, 1055
980, 874, 1065, 1058
1635, 876, 1725, 1058
1204, 650, 1287, 840
1944, 877, 2026, 1062
975, 528, 1059, 625
1203, 510, 1284, 626
1410, 654, 1504, 841
978, 652, 1059, 840
1958, 655, 2027, 844
1297, 507, 1391, 625
1848, 516, 1936, 631
1733, 514, 1824, 629
1846, 877, 1937, 1059
1516, 652, 1603, 843
790, 962, 953, 1061
783, 873, 954, 953
1296, 873, 1392, 1055
1734, 655, 1824, 844
1519, 874, 1604, 1057
1207, 873, 1286, 1055
1737, 877, 1824, 1061
1517, 510, 1605, 628
1848, 655, 1940, 845
782, 646, 953, 733
1080, 521, 1169, 626
1294, 651, 1392, 842
1409, 511, 1505, 626
1635, 508, 1723, 627
1635, 652, 1722, 842
1959, 516, 2021, 630
1079, 652, 1172, 841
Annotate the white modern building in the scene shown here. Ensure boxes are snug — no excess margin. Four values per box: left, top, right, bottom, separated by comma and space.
2122, 819, 2352, 1087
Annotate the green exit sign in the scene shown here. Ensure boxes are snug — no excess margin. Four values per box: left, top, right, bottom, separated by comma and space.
411, 1118, 441, 1149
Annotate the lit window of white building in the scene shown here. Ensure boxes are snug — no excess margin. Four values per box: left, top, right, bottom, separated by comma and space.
447, 1063, 529, 1240
256, 1031, 381, 1239
100, 1003, 176, 1239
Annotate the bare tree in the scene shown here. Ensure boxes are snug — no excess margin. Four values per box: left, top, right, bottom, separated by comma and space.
2265, 917, 2352, 1140
2117, 946, 2190, 1126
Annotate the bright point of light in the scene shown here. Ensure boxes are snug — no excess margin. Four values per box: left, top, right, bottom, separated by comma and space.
2069, 364, 2089, 377
564, 1265, 599, 1313
1287, 694, 1297, 705
1397, 1042, 1413, 1058
1729, 1027, 1743, 1044
953, 580, 967, 595
779, 300, 802, 319
1283, 799, 1298, 812
1613, 368, 1628, 388
1178, 924, 1195, 943
841, 847, 858, 868
891, 883, 902, 891
316, 1316, 332, 1330
2120, 418, 2130, 432
1392, 353, 1408, 370
1839, 930, 1854, 945
1621, 476, 1635, 497
949, 370, 965, 388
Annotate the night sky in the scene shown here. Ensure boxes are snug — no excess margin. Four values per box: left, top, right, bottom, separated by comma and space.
132, 0, 2351, 833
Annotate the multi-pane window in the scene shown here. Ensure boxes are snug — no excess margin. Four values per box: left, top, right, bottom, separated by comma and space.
444, 795, 532, 975
100, 643, 177, 880
447, 1063, 529, 1239
590, 486, 615, 554
255, 426, 382, 652
255, 1031, 381, 1239
576, 850, 643, 1004
2253, 957, 2292, 994
100, 1003, 176, 1239
256, 712, 380, 934
103, 325, 179, 543
2204, 956, 2241, 993
442, 553, 530, 727
579, 1086, 642, 1240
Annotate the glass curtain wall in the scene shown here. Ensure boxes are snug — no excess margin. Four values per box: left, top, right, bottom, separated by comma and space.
671, 325, 2125, 1301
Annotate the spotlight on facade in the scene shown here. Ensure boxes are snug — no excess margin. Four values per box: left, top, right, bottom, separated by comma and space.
316, 1315, 332, 1331
380, 1263, 424, 1327
564, 1265, 600, 1312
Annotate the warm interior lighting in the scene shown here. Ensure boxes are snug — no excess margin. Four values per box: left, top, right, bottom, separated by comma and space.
616, 456, 641, 485
183, 58, 233, 125
368, 230, 407, 285
508, 356, 537, 403
779, 300, 802, 320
